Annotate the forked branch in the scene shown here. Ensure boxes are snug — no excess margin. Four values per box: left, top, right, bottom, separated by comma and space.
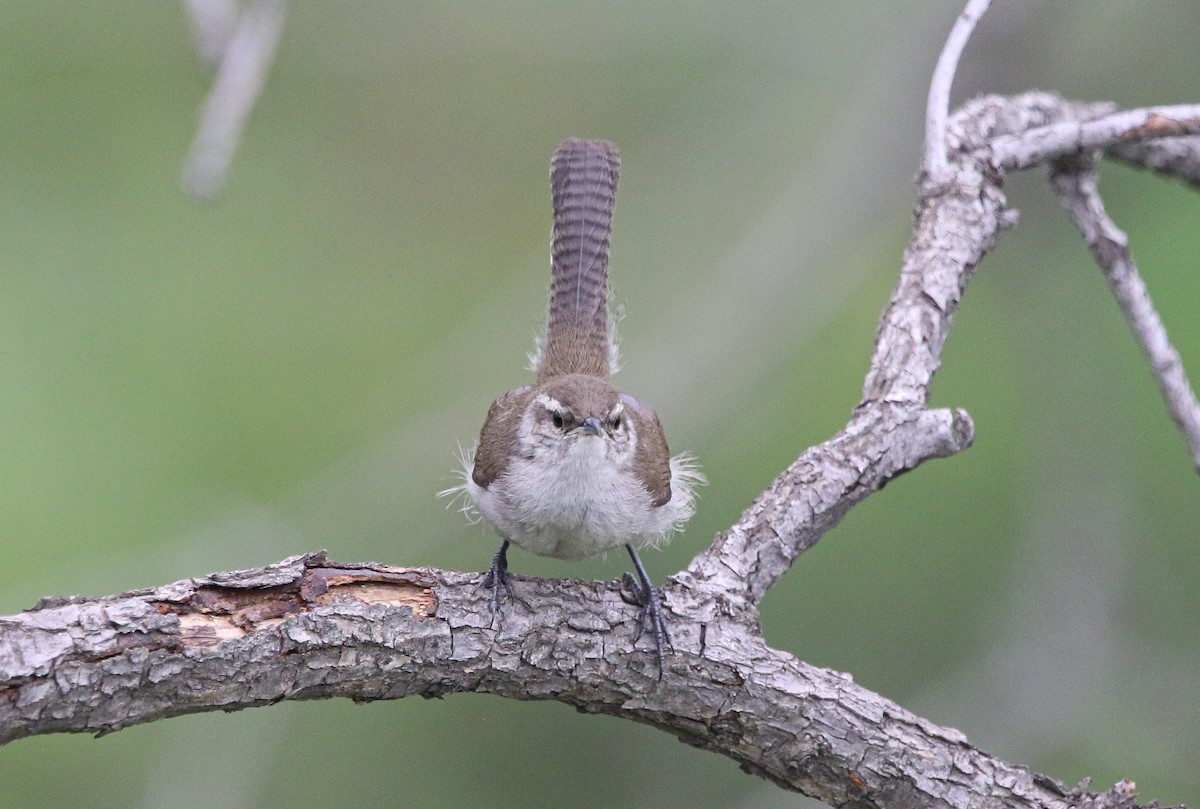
2, 3, 1196, 808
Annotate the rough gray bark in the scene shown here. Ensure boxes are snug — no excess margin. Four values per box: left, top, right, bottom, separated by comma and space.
2, 91, 1196, 809
0, 552, 1157, 809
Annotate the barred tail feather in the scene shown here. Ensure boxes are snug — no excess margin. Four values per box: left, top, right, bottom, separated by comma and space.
538, 138, 620, 381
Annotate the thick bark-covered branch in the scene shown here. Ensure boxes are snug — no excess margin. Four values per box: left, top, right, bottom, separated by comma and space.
684, 407, 972, 604
8, 4, 1198, 805
0, 553, 1172, 809
4, 89, 1192, 809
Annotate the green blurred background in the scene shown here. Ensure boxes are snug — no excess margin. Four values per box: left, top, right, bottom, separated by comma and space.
1, 2, 1197, 807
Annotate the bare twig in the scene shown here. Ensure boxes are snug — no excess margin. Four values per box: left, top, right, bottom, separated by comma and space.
992, 104, 1200, 171
925, 0, 992, 181
1108, 135, 1200, 190
183, 0, 240, 67
181, 0, 287, 199
1050, 156, 1200, 470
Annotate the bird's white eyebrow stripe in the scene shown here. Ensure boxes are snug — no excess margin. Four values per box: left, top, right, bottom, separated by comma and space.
534, 394, 564, 412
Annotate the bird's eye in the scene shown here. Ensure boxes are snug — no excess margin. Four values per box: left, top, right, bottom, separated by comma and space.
552, 411, 565, 430
611, 414, 622, 430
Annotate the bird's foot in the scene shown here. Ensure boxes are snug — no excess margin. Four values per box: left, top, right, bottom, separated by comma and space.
623, 546, 672, 679
479, 540, 513, 622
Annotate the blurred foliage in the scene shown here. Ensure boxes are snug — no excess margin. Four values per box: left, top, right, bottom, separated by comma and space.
0, 2, 1197, 807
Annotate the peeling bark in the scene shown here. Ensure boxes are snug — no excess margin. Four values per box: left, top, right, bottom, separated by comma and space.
5, 8, 1200, 807
0, 552, 1150, 809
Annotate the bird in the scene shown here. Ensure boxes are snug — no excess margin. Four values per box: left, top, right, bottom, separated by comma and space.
443, 138, 702, 675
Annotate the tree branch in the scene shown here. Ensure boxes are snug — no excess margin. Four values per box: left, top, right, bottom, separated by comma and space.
7, 3, 1198, 806
688, 90, 1200, 603
1050, 156, 1200, 469
925, 0, 992, 182
3, 89, 1194, 807
183, 0, 240, 68
684, 407, 972, 604
1108, 135, 1200, 189
991, 104, 1200, 171
0, 552, 1175, 809
180, 0, 287, 199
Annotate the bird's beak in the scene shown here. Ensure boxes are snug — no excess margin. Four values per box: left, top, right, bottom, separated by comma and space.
574, 417, 604, 437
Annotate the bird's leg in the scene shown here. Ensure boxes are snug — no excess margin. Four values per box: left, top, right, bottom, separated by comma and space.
480, 539, 512, 620
623, 544, 672, 679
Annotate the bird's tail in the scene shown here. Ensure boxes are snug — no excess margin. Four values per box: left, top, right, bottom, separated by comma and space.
537, 138, 620, 381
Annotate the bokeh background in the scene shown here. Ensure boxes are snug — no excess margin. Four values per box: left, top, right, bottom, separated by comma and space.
1, 2, 1197, 807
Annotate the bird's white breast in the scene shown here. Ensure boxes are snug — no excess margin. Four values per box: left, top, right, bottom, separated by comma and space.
466, 436, 694, 560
